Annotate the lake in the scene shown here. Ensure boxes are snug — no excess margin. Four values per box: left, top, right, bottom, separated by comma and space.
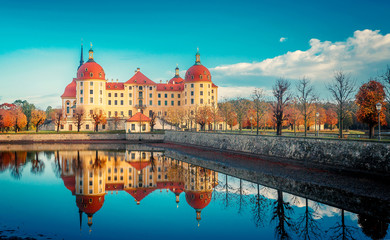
0, 143, 388, 240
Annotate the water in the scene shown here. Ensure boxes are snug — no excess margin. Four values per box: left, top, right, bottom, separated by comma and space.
0, 143, 388, 240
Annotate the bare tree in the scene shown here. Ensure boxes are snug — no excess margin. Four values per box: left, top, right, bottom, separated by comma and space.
51, 109, 65, 133
112, 115, 121, 130
91, 108, 107, 132
210, 101, 220, 132
74, 107, 85, 132
252, 88, 266, 135
219, 98, 232, 131
148, 111, 156, 132
296, 77, 317, 137
272, 78, 291, 136
327, 71, 355, 138
232, 98, 249, 133
380, 65, 390, 104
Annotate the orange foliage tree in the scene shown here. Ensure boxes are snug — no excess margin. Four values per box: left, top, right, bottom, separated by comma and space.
31, 110, 46, 132
355, 80, 387, 138
325, 108, 338, 130
0, 109, 14, 132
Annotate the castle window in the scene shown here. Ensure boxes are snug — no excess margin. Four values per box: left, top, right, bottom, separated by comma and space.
191, 99, 194, 104
90, 73, 93, 77
139, 86, 143, 90
191, 91, 194, 96
185, 99, 187, 105
128, 110, 132, 116
200, 91, 203, 96
212, 90, 214, 93
115, 93, 118, 97
178, 101, 181, 106
100, 90, 102, 95
129, 86, 132, 90
108, 93, 111, 97
121, 100, 123, 105
90, 82, 93, 86
86, 124, 89, 130
200, 75, 203, 79
129, 100, 132, 105
121, 93, 124, 97
158, 93, 161, 98
208, 92, 210, 96
81, 73, 84, 77
90, 90, 93, 94
164, 94, 167, 98
149, 93, 152, 98
178, 94, 181, 98
99, 73, 102, 78
149, 87, 152, 90
200, 99, 203, 104
85, 68, 88, 72
164, 101, 167, 106
171, 94, 174, 98
114, 100, 117, 105
108, 111, 111, 117
171, 101, 174, 106
191, 75, 194, 79
207, 75, 210, 80
80, 82, 83, 86
200, 84, 203, 88
90, 97, 93, 103
108, 100, 111, 105
149, 100, 152, 105
191, 84, 194, 88
80, 97, 83, 104
158, 100, 161, 106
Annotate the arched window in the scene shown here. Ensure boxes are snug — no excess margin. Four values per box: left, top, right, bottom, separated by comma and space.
85, 68, 88, 72
90, 72, 93, 77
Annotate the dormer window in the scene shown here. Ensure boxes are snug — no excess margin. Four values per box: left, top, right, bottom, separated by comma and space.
191, 75, 194, 79
200, 75, 203, 79
99, 73, 102, 78
204, 71, 206, 74
81, 73, 84, 77
85, 68, 88, 72
207, 75, 210, 80
129, 86, 132, 90
90, 72, 93, 77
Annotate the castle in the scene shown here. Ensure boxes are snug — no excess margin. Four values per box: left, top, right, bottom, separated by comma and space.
60, 44, 218, 131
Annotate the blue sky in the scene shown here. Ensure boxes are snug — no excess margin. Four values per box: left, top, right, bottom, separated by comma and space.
1, 0, 390, 108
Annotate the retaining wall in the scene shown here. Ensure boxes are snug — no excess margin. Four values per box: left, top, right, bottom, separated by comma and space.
164, 131, 390, 175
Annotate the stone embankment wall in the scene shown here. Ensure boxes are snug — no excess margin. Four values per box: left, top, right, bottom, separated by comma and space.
0, 133, 127, 142
126, 133, 164, 142
164, 131, 390, 175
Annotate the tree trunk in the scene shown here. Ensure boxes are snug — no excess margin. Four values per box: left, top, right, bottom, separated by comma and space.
276, 122, 282, 135
369, 125, 375, 139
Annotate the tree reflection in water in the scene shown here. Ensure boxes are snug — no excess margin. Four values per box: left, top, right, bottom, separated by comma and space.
31, 152, 45, 175
271, 190, 294, 240
326, 209, 358, 240
294, 198, 322, 240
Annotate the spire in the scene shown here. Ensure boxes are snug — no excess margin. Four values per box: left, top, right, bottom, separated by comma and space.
175, 64, 179, 77
88, 42, 95, 62
78, 40, 84, 69
195, 47, 201, 65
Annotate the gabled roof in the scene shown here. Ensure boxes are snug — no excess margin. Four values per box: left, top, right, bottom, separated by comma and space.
212, 83, 218, 88
126, 112, 151, 122
156, 83, 184, 91
106, 82, 124, 90
125, 71, 157, 85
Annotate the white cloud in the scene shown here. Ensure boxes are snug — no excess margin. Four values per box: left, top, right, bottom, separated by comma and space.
280, 37, 287, 43
212, 29, 390, 82
218, 86, 273, 100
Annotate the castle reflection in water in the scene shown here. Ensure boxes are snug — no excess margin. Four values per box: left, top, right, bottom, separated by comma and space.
58, 149, 217, 229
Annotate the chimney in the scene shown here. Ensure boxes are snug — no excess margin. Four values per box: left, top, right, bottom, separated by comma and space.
111, 79, 113, 83
173, 81, 175, 84
135, 68, 140, 73
160, 80, 162, 83
166, 80, 168, 84
116, 79, 118, 83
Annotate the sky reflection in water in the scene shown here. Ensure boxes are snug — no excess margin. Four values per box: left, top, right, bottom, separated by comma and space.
0, 149, 388, 240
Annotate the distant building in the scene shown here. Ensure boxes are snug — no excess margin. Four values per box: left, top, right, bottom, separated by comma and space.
60, 44, 218, 131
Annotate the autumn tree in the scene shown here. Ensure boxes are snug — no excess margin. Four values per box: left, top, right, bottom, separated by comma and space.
327, 71, 356, 138
227, 111, 238, 131
11, 109, 27, 133
355, 80, 387, 138
31, 109, 46, 132
0, 109, 14, 132
74, 107, 85, 132
196, 106, 212, 131
285, 101, 302, 134
51, 109, 65, 133
149, 111, 157, 132
296, 77, 317, 136
90, 108, 107, 132
325, 108, 338, 130
13, 100, 35, 131
272, 78, 291, 135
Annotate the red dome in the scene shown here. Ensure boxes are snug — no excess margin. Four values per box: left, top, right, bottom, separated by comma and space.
77, 61, 105, 80
185, 191, 212, 210
62, 175, 75, 195
185, 64, 211, 83
168, 76, 184, 84
61, 79, 76, 98
76, 194, 105, 215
